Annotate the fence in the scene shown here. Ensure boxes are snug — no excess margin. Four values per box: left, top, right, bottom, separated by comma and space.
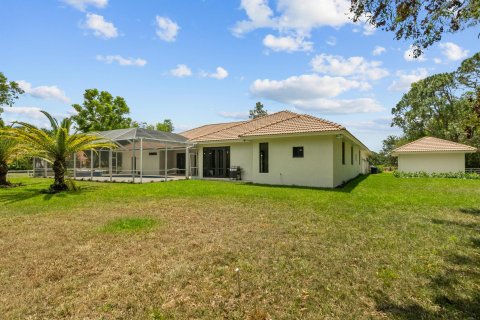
6, 170, 34, 178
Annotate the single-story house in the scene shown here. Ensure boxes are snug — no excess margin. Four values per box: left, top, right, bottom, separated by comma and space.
391, 136, 477, 173
181, 110, 371, 188
42, 111, 370, 187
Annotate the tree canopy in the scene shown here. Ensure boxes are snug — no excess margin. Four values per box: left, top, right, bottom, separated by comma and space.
390, 52, 480, 166
0, 72, 24, 126
72, 89, 133, 133
132, 119, 174, 132
350, 0, 479, 57
249, 102, 268, 119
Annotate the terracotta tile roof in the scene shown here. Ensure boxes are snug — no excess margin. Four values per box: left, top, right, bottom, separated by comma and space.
179, 121, 245, 140
393, 137, 477, 153
242, 112, 344, 137
180, 110, 345, 142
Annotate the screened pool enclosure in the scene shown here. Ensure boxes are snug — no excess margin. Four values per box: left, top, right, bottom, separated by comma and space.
33, 128, 197, 183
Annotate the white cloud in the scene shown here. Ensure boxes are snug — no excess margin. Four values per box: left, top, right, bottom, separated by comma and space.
202, 67, 229, 80
84, 13, 118, 39
232, 0, 276, 36
250, 73, 381, 114
3, 106, 44, 119
96, 55, 147, 67
439, 42, 469, 61
218, 111, 249, 119
434, 58, 442, 64
293, 98, 383, 114
170, 64, 192, 77
63, 0, 107, 11
16, 80, 70, 103
251, 75, 366, 100
155, 16, 180, 42
372, 46, 386, 56
404, 45, 426, 62
263, 34, 313, 52
344, 117, 400, 133
388, 68, 428, 92
311, 54, 389, 80
233, 0, 351, 41
326, 36, 336, 46
3, 106, 71, 128
362, 23, 375, 35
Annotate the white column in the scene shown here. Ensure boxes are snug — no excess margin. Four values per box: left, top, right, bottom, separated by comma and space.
109, 149, 113, 182
139, 138, 143, 183
44, 159, 47, 178
132, 140, 136, 183
164, 145, 168, 182
185, 147, 190, 179
32, 157, 36, 177
73, 153, 76, 179
90, 150, 94, 180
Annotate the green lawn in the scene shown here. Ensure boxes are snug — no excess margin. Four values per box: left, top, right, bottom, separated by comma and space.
0, 174, 479, 319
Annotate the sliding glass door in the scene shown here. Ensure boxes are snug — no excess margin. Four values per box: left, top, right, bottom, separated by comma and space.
203, 147, 230, 178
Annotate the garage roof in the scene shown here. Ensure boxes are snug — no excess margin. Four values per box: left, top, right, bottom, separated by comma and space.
392, 137, 477, 154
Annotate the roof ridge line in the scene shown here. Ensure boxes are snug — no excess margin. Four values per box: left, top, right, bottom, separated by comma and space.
299, 113, 345, 129
186, 120, 248, 141
180, 120, 245, 134
239, 112, 300, 137
188, 110, 291, 141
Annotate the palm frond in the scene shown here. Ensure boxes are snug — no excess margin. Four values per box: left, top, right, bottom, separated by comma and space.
41, 111, 59, 132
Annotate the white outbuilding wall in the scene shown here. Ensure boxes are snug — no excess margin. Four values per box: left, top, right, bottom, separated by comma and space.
397, 153, 466, 173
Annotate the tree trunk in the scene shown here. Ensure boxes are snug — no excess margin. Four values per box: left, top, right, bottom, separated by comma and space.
0, 161, 9, 186
51, 159, 68, 191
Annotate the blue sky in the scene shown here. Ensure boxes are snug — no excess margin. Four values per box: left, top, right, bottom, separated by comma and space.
1, 0, 477, 151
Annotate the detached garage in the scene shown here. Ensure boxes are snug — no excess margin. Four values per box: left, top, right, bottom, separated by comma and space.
392, 137, 477, 173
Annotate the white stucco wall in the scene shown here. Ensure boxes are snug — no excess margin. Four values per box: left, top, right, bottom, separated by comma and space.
332, 138, 365, 187
197, 134, 368, 188
250, 135, 334, 188
397, 153, 466, 173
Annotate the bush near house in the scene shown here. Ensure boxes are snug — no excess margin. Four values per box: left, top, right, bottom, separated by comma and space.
394, 171, 480, 179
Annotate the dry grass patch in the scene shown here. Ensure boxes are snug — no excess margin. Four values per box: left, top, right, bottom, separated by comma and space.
0, 175, 479, 319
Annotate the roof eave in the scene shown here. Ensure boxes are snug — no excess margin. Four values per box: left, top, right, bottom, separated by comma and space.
392, 149, 477, 156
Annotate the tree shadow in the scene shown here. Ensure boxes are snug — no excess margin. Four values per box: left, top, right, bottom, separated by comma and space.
431, 218, 478, 230
375, 215, 480, 318
459, 208, 480, 216
0, 185, 98, 205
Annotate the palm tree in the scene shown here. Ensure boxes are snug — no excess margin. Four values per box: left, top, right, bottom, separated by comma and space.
0, 127, 25, 185
12, 111, 115, 191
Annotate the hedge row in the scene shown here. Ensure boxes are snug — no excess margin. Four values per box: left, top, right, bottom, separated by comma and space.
393, 171, 480, 179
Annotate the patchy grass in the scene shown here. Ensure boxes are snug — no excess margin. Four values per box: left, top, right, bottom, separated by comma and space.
100, 217, 159, 233
0, 174, 479, 319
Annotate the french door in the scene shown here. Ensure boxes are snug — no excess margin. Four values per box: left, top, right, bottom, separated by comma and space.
203, 147, 230, 178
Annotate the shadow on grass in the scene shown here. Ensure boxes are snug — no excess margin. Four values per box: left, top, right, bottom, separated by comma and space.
375, 216, 480, 319
241, 174, 369, 193
459, 208, 480, 215
0, 185, 98, 205
431, 218, 479, 230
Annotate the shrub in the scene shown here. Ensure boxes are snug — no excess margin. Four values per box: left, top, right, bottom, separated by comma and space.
394, 171, 480, 179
